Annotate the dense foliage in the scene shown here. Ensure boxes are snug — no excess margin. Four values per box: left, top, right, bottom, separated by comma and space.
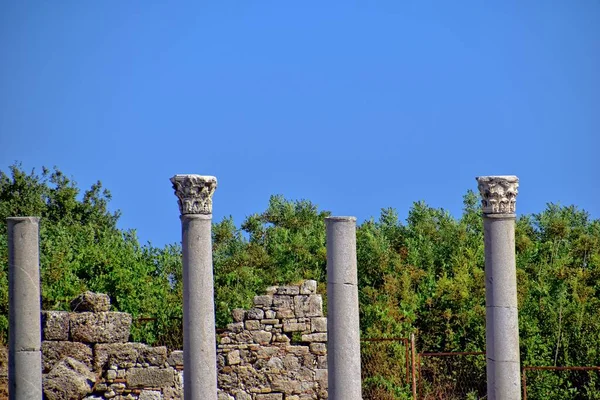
1, 164, 599, 399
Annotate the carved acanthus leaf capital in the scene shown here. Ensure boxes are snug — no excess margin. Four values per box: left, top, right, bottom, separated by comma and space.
476, 176, 519, 214
171, 174, 217, 215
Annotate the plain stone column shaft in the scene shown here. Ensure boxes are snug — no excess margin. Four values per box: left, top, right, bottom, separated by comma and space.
477, 176, 521, 400
326, 217, 363, 400
181, 214, 217, 400
484, 215, 521, 399
7, 217, 43, 400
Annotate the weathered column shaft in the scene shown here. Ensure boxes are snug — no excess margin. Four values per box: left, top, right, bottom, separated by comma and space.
172, 175, 218, 400
7, 217, 42, 400
477, 176, 521, 400
326, 216, 363, 400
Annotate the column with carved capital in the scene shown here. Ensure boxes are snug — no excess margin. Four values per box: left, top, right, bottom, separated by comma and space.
476, 176, 521, 400
171, 174, 218, 400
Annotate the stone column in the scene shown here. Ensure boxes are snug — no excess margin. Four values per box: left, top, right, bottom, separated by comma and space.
476, 176, 521, 400
7, 217, 43, 399
171, 175, 218, 400
325, 216, 363, 400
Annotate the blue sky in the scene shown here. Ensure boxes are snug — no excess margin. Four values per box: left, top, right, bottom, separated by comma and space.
1, 1, 598, 247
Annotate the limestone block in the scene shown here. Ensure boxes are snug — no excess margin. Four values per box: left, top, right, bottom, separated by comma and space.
309, 343, 327, 356
43, 357, 96, 400
252, 330, 272, 345
253, 295, 273, 308
232, 309, 245, 322
70, 291, 111, 312
301, 333, 327, 342
126, 366, 176, 388
272, 295, 294, 309
261, 319, 279, 325
138, 345, 168, 366
218, 391, 235, 400
246, 308, 265, 320
228, 322, 244, 333
70, 312, 131, 343
283, 321, 307, 332
42, 341, 93, 373
139, 390, 163, 400
294, 295, 323, 318
167, 350, 184, 367
265, 310, 276, 319
300, 280, 317, 294
94, 343, 140, 370
42, 311, 70, 341
227, 350, 241, 365
256, 394, 283, 400
233, 390, 252, 400
245, 320, 260, 330
276, 286, 300, 295
271, 375, 301, 393
275, 309, 295, 319
310, 317, 327, 333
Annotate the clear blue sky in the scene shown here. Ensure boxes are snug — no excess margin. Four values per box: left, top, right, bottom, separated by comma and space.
1, 2, 598, 247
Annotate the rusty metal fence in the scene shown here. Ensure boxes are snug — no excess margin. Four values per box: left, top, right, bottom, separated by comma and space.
361, 337, 411, 400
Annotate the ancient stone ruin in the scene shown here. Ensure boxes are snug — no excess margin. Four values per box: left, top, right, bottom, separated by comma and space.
41, 291, 183, 400
37, 281, 328, 400
217, 279, 328, 400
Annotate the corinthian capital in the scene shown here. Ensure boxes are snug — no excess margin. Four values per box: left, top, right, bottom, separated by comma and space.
476, 176, 519, 214
171, 174, 217, 215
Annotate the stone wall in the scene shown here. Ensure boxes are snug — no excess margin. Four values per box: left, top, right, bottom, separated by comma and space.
34, 280, 328, 400
217, 280, 328, 400
41, 292, 183, 400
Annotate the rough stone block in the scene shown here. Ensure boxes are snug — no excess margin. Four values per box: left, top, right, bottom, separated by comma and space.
283, 321, 307, 333
43, 357, 96, 400
94, 343, 140, 370
245, 320, 260, 330
301, 333, 327, 342
294, 295, 323, 318
309, 343, 327, 355
70, 291, 111, 312
310, 317, 327, 333
42, 341, 93, 373
272, 295, 294, 309
126, 366, 175, 388
228, 322, 244, 333
246, 308, 265, 320
256, 394, 283, 400
139, 390, 162, 400
232, 309, 245, 322
253, 295, 273, 308
70, 312, 131, 343
42, 311, 70, 341
275, 309, 295, 319
252, 330, 272, 345
300, 280, 317, 294
276, 286, 300, 295
227, 350, 241, 365
167, 350, 183, 367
